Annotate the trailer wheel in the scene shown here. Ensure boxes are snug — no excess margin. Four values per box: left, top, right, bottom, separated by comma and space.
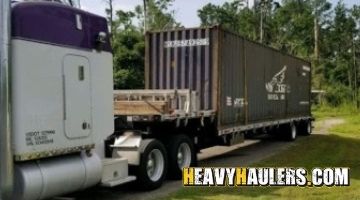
167, 134, 196, 179
306, 121, 312, 135
134, 139, 168, 190
283, 123, 297, 141
298, 120, 312, 136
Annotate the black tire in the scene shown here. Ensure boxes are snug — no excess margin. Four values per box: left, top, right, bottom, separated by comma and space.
166, 134, 197, 180
298, 120, 312, 136
272, 125, 284, 140
283, 123, 297, 141
132, 139, 168, 190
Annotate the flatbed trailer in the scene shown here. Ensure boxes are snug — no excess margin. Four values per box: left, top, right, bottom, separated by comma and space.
113, 89, 312, 147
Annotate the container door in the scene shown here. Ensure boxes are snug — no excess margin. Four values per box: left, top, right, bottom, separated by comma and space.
63, 55, 92, 139
219, 32, 246, 128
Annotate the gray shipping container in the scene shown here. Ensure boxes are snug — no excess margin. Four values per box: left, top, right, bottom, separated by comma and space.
145, 26, 311, 132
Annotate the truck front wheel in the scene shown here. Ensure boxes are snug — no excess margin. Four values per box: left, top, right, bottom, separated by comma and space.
134, 139, 168, 190
167, 134, 196, 179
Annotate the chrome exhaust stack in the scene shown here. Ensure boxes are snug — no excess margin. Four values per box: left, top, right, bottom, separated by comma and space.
0, 0, 14, 199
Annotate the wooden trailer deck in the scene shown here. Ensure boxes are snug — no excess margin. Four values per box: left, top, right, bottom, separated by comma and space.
113, 90, 215, 120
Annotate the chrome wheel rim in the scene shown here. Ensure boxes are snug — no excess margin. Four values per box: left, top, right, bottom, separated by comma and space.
146, 149, 164, 182
307, 122, 312, 133
177, 143, 192, 169
291, 124, 296, 139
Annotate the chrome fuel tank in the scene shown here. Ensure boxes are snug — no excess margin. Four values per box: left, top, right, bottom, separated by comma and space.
13, 152, 102, 200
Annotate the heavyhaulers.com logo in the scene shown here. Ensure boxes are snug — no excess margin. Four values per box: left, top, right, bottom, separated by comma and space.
183, 167, 349, 187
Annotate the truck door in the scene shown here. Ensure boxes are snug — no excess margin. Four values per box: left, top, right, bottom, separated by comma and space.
63, 55, 92, 139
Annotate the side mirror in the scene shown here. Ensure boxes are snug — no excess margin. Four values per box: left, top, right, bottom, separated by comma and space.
96, 31, 107, 51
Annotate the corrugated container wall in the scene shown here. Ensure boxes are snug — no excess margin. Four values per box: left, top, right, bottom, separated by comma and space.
145, 26, 311, 131
145, 28, 215, 111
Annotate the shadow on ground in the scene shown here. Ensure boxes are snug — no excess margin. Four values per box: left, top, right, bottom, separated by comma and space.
62, 119, 360, 200
67, 134, 291, 200
163, 133, 360, 200
69, 133, 307, 200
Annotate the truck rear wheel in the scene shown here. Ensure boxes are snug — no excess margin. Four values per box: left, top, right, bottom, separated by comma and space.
133, 139, 168, 190
166, 134, 196, 179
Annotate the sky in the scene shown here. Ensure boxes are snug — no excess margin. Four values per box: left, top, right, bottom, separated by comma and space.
81, 0, 359, 28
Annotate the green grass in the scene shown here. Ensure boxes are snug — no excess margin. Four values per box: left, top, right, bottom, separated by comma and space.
163, 112, 360, 200
330, 115, 360, 138
312, 103, 357, 120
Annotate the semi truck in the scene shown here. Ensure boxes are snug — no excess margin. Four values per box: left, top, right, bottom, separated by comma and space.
0, 1, 312, 200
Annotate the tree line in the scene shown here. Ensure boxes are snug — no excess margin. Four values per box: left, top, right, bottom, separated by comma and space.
106, 0, 360, 107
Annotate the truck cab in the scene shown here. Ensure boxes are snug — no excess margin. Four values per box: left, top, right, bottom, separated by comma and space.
1, 1, 141, 199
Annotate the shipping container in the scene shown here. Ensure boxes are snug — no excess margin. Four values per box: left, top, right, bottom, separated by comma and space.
145, 26, 311, 134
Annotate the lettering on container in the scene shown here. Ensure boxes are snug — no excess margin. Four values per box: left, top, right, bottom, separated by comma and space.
265, 66, 290, 101
226, 96, 232, 106
234, 98, 245, 108
164, 38, 209, 48
226, 97, 245, 108
302, 65, 311, 72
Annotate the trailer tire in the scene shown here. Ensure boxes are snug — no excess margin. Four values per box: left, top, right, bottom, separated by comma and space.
133, 139, 168, 190
283, 123, 297, 141
166, 134, 196, 180
298, 120, 312, 136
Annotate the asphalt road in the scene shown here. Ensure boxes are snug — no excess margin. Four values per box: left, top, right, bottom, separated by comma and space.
56, 119, 341, 200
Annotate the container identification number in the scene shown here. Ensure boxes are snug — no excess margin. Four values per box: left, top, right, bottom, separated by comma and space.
164, 38, 209, 48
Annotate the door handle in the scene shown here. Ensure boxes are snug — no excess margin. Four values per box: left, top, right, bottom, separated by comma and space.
82, 122, 91, 130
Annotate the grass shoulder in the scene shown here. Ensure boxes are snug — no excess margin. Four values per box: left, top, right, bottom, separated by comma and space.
312, 103, 357, 120
330, 115, 360, 138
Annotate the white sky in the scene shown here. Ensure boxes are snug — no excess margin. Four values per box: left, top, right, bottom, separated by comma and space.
80, 0, 358, 28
